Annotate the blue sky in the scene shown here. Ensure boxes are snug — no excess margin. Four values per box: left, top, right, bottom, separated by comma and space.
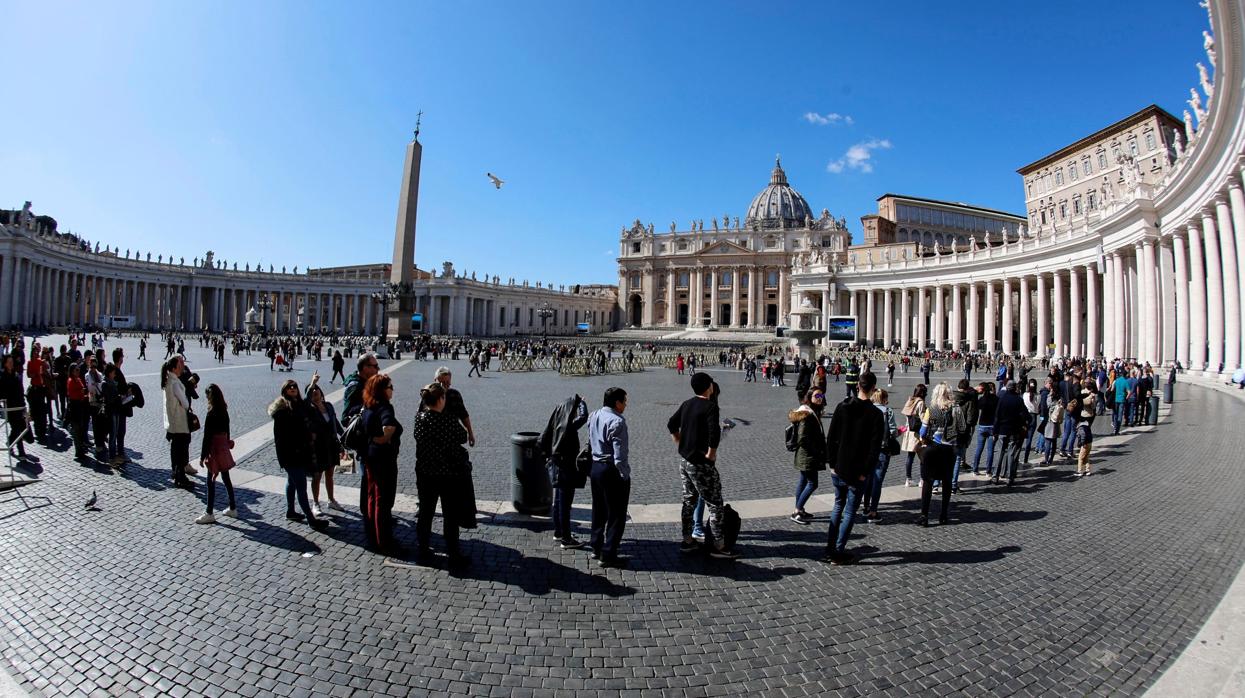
0, 1, 1209, 286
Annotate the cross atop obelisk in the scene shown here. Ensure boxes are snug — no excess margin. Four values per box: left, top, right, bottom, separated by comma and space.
387, 122, 422, 339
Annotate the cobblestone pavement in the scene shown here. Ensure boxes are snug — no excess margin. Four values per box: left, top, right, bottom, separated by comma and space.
2, 334, 1243, 696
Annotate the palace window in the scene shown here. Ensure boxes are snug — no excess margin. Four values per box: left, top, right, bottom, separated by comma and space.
1027, 183, 1033, 197
1055, 170, 1064, 186
1112, 146, 1121, 161
677, 241, 687, 251
1083, 158, 1092, 176
1088, 191, 1097, 210
764, 238, 777, 248
740, 272, 749, 288
659, 243, 667, 253
720, 271, 732, 286
677, 272, 689, 287
765, 270, 779, 287
792, 240, 801, 249
1073, 197, 1082, 215
1069, 163, 1078, 181
1098, 151, 1108, 169
631, 242, 641, 253
629, 274, 640, 289
1128, 138, 1139, 156
1059, 202, 1067, 219
1145, 131, 1156, 151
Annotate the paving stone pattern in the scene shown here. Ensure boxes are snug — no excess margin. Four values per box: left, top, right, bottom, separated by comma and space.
0, 335, 1242, 696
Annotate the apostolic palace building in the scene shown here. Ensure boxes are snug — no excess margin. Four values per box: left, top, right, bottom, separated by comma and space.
616, 0, 1245, 377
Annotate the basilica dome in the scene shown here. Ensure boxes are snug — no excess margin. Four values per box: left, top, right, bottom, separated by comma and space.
745, 157, 813, 228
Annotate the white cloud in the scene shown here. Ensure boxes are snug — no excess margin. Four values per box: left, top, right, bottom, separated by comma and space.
803, 111, 854, 126
826, 138, 892, 174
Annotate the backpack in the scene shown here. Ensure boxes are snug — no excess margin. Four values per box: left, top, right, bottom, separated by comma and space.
784, 422, 799, 452
702, 503, 742, 553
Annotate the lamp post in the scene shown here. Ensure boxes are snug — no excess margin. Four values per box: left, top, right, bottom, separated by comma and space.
255, 293, 274, 334
537, 301, 555, 341
371, 281, 411, 343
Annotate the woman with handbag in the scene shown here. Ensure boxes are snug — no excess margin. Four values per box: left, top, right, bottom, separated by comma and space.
917, 382, 960, 527
412, 381, 471, 568
863, 389, 899, 522
305, 379, 344, 515
899, 384, 926, 487
162, 356, 194, 489
196, 384, 238, 524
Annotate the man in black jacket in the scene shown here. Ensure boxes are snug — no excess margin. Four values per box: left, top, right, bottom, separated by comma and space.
822, 371, 884, 565
668, 372, 739, 559
992, 381, 1030, 486
539, 394, 589, 548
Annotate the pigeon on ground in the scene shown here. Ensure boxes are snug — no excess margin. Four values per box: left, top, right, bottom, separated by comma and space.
85, 491, 98, 510
487, 173, 505, 189
721, 418, 737, 430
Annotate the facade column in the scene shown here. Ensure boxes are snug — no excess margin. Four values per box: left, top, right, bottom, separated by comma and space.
1086, 264, 1100, 359
1214, 194, 1241, 371
882, 289, 894, 349
708, 268, 719, 327
966, 282, 979, 351
0, 253, 14, 327
1202, 209, 1225, 374
689, 267, 702, 326
950, 284, 962, 351
778, 267, 790, 325
1069, 268, 1082, 358
899, 288, 911, 349
933, 285, 945, 350
664, 269, 676, 326
1230, 176, 1245, 370
1036, 273, 1049, 357
1141, 239, 1160, 365
865, 289, 876, 347
1112, 252, 1127, 360
1053, 271, 1067, 358
1172, 232, 1191, 368
984, 281, 996, 353
1019, 276, 1031, 356
747, 269, 758, 328
1001, 278, 1014, 355
848, 290, 859, 343
730, 267, 742, 328
916, 287, 929, 350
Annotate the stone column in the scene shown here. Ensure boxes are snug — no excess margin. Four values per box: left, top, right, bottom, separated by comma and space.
916, 287, 929, 349
1202, 209, 1224, 374
779, 267, 790, 325
933, 285, 945, 350
730, 267, 742, 328
1143, 239, 1161, 364
1214, 194, 1241, 371
1036, 273, 1049, 357
1069, 268, 1082, 357
966, 282, 979, 350
1172, 232, 1190, 368
1112, 252, 1127, 360
883, 289, 894, 349
899, 288, 911, 349
1159, 240, 1176, 365
1019, 276, 1031, 356
690, 267, 702, 326
949, 284, 962, 351
1002, 278, 1014, 354
984, 281, 996, 353
865, 289, 876, 347
0, 253, 14, 327
1229, 177, 1245, 370
709, 268, 719, 326
665, 269, 676, 326
848, 290, 859, 343
748, 269, 758, 327
1086, 264, 1100, 359
1053, 271, 1067, 358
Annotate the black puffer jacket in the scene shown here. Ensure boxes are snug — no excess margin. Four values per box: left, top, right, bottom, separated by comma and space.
269, 397, 312, 470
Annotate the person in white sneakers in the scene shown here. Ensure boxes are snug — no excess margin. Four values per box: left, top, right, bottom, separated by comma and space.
196, 384, 238, 523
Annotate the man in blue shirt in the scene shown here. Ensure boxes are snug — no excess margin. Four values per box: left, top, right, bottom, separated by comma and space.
1111, 370, 1130, 435
588, 387, 631, 568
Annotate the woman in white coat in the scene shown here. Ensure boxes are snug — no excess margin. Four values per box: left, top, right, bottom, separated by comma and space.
162, 356, 193, 489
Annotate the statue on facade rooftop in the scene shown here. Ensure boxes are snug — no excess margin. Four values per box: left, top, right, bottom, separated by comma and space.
1184, 109, 1197, 143
1198, 62, 1214, 98
1188, 87, 1206, 123
670, 220, 677, 232
1204, 30, 1217, 69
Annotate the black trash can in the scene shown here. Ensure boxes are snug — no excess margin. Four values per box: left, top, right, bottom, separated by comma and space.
1148, 395, 1160, 425
510, 431, 551, 515
1163, 382, 1174, 404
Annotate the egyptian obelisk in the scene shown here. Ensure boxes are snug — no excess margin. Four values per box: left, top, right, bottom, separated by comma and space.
387, 120, 422, 339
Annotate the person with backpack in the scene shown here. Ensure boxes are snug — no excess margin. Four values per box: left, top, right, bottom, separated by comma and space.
899, 384, 927, 487
950, 379, 979, 493
539, 394, 589, 549
917, 382, 962, 526
787, 389, 827, 525
668, 373, 739, 559
342, 353, 380, 527
820, 371, 884, 564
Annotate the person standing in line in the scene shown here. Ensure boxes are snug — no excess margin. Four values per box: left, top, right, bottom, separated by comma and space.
795, 359, 813, 403
162, 356, 194, 489
0, 354, 27, 462
25, 344, 48, 443
970, 382, 998, 477
361, 374, 403, 552
269, 379, 329, 531
1111, 368, 1130, 435
921, 357, 932, 386
431, 367, 475, 447
588, 387, 632, 568
844, 360, 859, 400
412, 381, 471, 567
1074, 383, 1098, 477
1022, 379, 1041, 464
862, 388, 898, 523
539, 393, 589, 549
65, 363, 89, 460
110, 347, 133, 465
196, 384, 238, 524
917, 382, 963, 526
669, 373, 739, 559
343, 353, 380, 529
991, 381, 1029, 487
305, 378, 344, 515
899, 384, 927, 487
788, 388, 826, 524
821, 371, 884, 564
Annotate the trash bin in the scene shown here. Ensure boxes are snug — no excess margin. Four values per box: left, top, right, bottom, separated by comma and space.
511, 432, 551, 515
1163, 382, 1174, 404
1148, 395, 1160, 425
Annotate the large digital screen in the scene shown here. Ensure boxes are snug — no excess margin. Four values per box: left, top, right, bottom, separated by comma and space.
825, 316, 858, 343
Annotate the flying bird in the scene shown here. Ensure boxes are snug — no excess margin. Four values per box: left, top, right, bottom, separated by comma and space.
487, 173, 505, 189
85, 491, 98, 510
